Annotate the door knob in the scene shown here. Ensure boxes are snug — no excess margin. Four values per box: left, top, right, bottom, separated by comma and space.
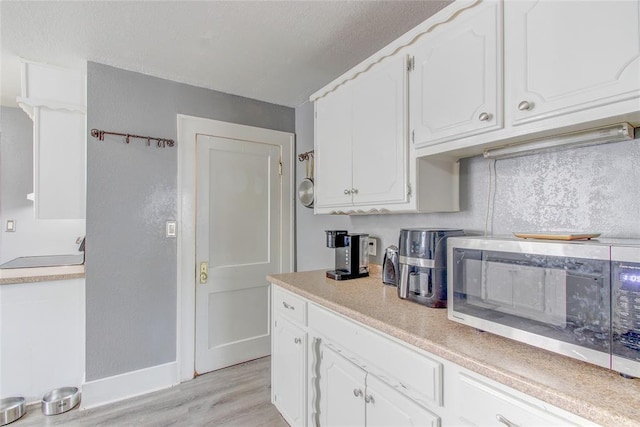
344, 189, 351, 195
364, 394, 375, 404
199, 262, 208, 284
353, 388, 363, 398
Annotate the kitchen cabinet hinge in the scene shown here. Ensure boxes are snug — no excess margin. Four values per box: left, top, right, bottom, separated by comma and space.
407, 183, 412, 197
411, 130, 415, 143
279, 160, 283, 176
407, 56, 415, 72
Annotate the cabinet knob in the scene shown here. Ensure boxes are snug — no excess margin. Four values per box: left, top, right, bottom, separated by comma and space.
517, 100, 533, 111
294, 337, 301, 344
496, 414, 516, 427
351, 188, 358, 195
478, 112, 492, 122
353, 388, 363, 398
344, 189, 351, 195
364, 394, 375, 404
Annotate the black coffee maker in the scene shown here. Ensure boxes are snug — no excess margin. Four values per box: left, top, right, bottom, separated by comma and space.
325, 230, 369, 280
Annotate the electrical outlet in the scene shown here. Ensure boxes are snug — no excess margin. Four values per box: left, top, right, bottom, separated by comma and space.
368, 238, 377, 256
166, 221, 177, 237
6, 220, 16, 232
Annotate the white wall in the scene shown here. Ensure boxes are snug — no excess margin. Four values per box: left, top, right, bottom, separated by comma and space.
294, 102, 640, 269
0, 279, 85, 403
0, 106, 85, 263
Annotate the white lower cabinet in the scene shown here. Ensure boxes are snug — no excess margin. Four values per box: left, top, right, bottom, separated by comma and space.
270, 284, 594, 427
366, 373, 440, 427
316, 344, 366, 426
272, 287, 308, 427
447, 368, 598, 427
316, 343, 439, 427
272, 316, 307, 427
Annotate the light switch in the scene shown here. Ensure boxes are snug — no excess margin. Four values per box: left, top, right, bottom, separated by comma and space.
6, 220, 15, 232
166, 221, 177, 237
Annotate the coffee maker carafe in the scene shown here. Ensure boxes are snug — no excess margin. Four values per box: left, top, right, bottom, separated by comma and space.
397, 228, 463, 307
325, 230, 369, 280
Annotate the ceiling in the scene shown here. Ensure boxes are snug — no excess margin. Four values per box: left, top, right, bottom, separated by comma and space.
0, 1, 451, 108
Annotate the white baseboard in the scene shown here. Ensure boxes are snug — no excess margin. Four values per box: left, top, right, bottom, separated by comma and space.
80, 362, 179, 410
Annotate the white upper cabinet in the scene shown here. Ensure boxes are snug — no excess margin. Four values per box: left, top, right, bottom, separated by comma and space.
351, 54, 407, 207
314, 53, 409, 213
410, 0, 503, 147
506, 0, 640, 126
314, 0, 639, 162
18, 60, 86, 220
314, 81, 353, 209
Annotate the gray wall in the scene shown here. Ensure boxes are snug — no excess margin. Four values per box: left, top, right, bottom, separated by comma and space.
86, 62, 294, 381
294, 102, 640, 269
0, 106, 84, 263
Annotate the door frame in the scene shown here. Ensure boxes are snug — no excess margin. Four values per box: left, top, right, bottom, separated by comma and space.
176, 114, 294, 382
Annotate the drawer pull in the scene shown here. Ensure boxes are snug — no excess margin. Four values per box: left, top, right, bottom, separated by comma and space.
496, 414, 516, 427
478, 112, 492, 122
364, 394, 375, 404
282, 301, 295, 310
517, 100, 533, 111
353, 389, 363, 398
294, 337, 301, 344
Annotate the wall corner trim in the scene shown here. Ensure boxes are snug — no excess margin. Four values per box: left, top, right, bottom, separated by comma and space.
80, 361, 179, 410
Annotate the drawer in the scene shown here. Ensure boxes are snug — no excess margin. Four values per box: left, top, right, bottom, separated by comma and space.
456, 373, 582, 426
273, 285, 307, 326
309, 303, 442, 408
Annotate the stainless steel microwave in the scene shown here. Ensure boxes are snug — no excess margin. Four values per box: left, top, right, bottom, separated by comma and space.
448, 236, 640, 377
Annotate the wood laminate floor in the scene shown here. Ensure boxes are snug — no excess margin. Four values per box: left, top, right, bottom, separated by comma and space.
16, 356, 288, 427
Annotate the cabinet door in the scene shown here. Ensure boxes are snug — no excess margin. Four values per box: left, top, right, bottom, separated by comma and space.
318, 344, 366, 427
272, 316, 307, 427
351, 54, 408, 206
365, 374, 440, 427
314, 83, 353, 209
33, 107, 86, 219
410, 1, 502, 147
456, 373, 578, 426
506, 0, 640, 125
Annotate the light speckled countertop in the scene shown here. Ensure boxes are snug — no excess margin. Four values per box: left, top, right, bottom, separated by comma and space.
268, 268, 640, 427
0, 265, 85, 285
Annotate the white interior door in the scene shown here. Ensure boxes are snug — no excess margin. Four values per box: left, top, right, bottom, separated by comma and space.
195, 134, 281, 374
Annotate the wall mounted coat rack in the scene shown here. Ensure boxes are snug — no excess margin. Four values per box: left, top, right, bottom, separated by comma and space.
90, 128, 175, 148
